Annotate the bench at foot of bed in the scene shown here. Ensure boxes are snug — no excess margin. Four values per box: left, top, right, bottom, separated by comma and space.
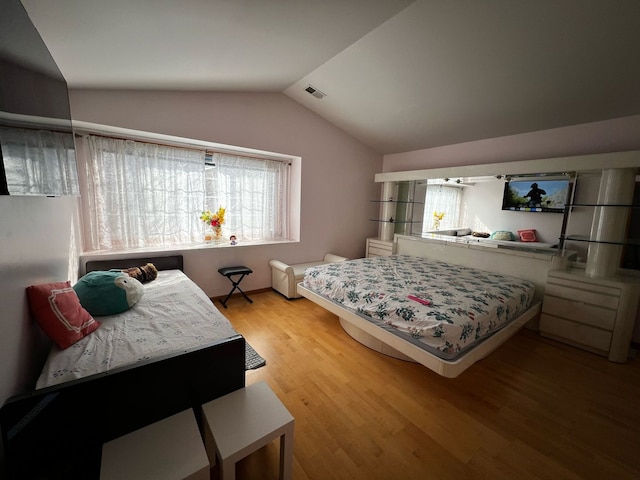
269, 253, 348, 299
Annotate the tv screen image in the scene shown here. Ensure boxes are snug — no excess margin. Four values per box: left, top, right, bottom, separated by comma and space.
502, 179, 571, 213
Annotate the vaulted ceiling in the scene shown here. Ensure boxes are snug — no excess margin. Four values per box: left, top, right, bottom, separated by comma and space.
20, 0, 640, 154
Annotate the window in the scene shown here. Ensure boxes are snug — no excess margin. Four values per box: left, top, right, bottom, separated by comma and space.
422, 183, 461, 232
0, 126, 79, 196
81, 134, 291, 251
205, 153, 290, 241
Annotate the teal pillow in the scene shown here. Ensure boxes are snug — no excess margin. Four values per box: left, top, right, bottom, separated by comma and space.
490, 230, 515, 241
73, 271, 144, 316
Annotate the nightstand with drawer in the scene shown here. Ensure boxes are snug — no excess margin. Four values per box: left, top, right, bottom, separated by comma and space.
540, 269, 640, 362
365, 238, 394, 258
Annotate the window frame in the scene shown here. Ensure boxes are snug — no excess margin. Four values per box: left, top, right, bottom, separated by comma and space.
422, 182, 462, 232
74, 121, 301, 253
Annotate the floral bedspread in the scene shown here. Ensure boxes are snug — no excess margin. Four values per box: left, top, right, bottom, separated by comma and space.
302, 255, 535, 360
37, 270, 238, 388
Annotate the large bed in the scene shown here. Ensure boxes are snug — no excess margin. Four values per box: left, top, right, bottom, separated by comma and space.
298, 235, 552, 378
0, 255, 246, 479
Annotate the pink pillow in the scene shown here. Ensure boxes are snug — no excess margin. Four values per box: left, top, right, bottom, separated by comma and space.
517, 229, 537, 242
27, 281, 100, 349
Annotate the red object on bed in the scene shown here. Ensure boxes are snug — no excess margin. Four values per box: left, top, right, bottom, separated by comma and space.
26, 281, 99, 349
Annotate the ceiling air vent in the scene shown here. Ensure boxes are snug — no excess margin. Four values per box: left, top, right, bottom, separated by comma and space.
304, 85, 326, 99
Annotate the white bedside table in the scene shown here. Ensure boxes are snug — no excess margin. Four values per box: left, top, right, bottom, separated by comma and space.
540, 268, 640, 361
365, 237, 394, 257
201, 381, 295, 480
100, 409, 209, 480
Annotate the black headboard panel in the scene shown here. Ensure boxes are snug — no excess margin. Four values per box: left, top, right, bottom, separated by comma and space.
85, 255, 183, 273
1, 335, 245, 479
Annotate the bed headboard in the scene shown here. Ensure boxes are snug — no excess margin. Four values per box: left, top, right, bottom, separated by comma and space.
395, 234, 555, 300
85, 254, 183, 273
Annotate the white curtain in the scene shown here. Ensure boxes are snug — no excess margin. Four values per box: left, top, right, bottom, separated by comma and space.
84, 135, 205, 250
422, 184, 461, 231
205, 153, 289, 241
0, 126, 79, 195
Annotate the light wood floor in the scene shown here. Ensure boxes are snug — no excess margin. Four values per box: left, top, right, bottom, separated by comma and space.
217, 290, 640, 480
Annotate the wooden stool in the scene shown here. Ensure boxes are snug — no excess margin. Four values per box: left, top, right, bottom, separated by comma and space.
201, 381, 294, 480
218, 266, 253, 308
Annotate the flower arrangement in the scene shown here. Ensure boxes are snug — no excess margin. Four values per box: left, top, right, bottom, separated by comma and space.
432, 211, 445, 230
200, 206, 226, 227
201, 206, 225, 241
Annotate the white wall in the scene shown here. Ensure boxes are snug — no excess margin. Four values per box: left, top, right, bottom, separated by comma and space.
69, 90, 381, 297
0, 196, 82, 405
383, 115, 640, 172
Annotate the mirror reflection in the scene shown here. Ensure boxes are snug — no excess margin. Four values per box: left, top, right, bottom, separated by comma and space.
0, 0, 79, 196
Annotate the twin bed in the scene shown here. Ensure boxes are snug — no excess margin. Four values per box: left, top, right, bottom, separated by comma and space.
1, 255, 246, 479
36, 266, 239, 389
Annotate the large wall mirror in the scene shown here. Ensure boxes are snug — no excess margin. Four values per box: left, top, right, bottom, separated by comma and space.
376, 155, 640, 271
0, 0, 79, 196
382, 175, 573, 249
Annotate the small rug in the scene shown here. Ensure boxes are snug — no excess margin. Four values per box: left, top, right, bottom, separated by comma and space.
245, 342, 267, 370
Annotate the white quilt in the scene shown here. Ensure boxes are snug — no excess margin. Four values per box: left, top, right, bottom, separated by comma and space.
37, 270, 238, 389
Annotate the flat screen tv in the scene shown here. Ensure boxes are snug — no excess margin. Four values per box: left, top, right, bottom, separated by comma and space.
502, 178, 571, 213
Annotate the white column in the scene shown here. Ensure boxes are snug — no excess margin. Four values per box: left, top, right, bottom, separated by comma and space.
380, 181, 396, 241
585, 168, 636, 277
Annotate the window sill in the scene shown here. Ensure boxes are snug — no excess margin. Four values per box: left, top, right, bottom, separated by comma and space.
80, 239, 297, 262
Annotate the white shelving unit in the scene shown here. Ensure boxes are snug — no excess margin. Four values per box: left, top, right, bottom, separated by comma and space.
370, 180, 423, 242
559, 168, 638, 276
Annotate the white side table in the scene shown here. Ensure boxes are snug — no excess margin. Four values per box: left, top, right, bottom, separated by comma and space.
540, 268, 640, 361
366, 237, 394, 257
100, 409, 209, 480
201, 381, 295, 480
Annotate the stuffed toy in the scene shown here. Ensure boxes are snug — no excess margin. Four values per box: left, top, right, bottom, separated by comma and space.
73, 271, 144, 316
120, 263, 158, 283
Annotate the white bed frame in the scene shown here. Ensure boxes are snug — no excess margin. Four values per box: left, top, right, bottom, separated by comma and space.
298, 234, 561, 378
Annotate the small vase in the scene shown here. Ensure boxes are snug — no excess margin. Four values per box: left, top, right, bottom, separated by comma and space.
213, 225, 223, 242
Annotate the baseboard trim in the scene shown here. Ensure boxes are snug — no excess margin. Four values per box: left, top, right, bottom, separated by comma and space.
210, 287, 272, 303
